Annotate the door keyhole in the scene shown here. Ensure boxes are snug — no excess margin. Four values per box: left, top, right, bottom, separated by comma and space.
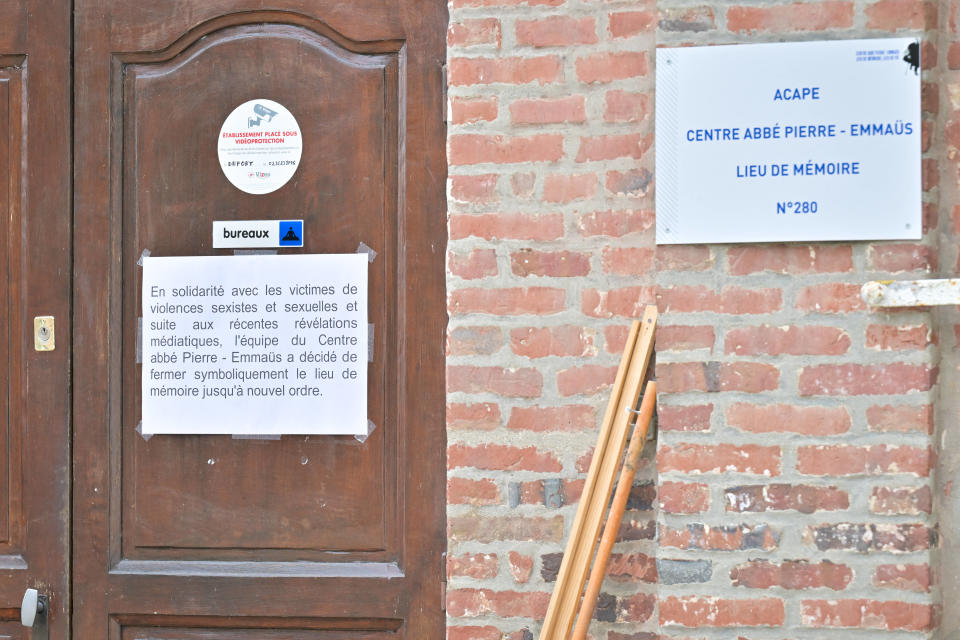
33, 316, 55, 351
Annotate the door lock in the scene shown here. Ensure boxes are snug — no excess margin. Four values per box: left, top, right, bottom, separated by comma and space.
34, 316, 55, 351
21, 588, 48, 639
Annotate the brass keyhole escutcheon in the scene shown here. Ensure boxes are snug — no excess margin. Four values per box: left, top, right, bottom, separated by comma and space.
34, 316, 55, 351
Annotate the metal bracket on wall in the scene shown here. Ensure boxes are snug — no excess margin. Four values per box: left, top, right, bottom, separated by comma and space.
862, 278, 960, 307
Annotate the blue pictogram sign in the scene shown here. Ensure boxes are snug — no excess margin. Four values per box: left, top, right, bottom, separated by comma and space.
278, 221, 303, 247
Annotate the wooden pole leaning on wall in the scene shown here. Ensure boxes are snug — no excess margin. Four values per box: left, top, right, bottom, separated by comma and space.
570, 381, 657, 640
539, 306, 658, 640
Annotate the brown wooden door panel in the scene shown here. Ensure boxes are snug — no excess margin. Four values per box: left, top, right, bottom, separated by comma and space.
0, 67, 20, 560
118, 23, 400, 560
0, 623, 21, 640
123, 625, 399, 639
105, 573, 407, 611
75, 3, 446, 639
103, 4, 407, 52
0, 2, 27, 52
0, 1, 71, 637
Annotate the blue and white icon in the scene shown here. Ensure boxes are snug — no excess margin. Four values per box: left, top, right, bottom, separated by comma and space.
279, 220, 303, 247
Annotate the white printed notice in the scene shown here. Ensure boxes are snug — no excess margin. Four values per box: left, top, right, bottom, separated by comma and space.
656, 38, 921, 244
141, 254, 367, 435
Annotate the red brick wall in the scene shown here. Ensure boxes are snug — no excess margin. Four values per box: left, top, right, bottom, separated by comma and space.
938, 1, 960, 635
446, 0, 944, 637
446, 0, 658, 637
654, 1, 941, 637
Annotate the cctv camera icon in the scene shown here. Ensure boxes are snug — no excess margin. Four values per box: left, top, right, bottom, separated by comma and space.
254, 104, 278, 120
248, 103, 279, 127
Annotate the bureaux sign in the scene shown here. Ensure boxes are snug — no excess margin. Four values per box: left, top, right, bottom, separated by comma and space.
655, 38, 921, 244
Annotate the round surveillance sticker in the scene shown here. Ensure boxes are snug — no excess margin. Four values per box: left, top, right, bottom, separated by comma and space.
218, 99, 302, 195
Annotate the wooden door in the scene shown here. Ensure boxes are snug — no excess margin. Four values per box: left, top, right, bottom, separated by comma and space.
0, 1, 73, 638
73, 2, 447, 638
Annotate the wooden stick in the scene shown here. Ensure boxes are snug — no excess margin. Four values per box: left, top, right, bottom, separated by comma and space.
540, 318, 640, 639
540, 306, 658, 640
570, 381, 657, 640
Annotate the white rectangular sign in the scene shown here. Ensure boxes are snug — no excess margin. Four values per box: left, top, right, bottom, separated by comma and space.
141, 254, 367, 435
212, 219, 303, 248
656, 38, 921, 244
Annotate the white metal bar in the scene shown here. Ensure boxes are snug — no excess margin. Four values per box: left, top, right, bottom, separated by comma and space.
861, 279, 960, 307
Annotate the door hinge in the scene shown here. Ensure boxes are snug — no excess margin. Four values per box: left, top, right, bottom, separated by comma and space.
441, 551, 447, 611
441, 64, 448, 124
